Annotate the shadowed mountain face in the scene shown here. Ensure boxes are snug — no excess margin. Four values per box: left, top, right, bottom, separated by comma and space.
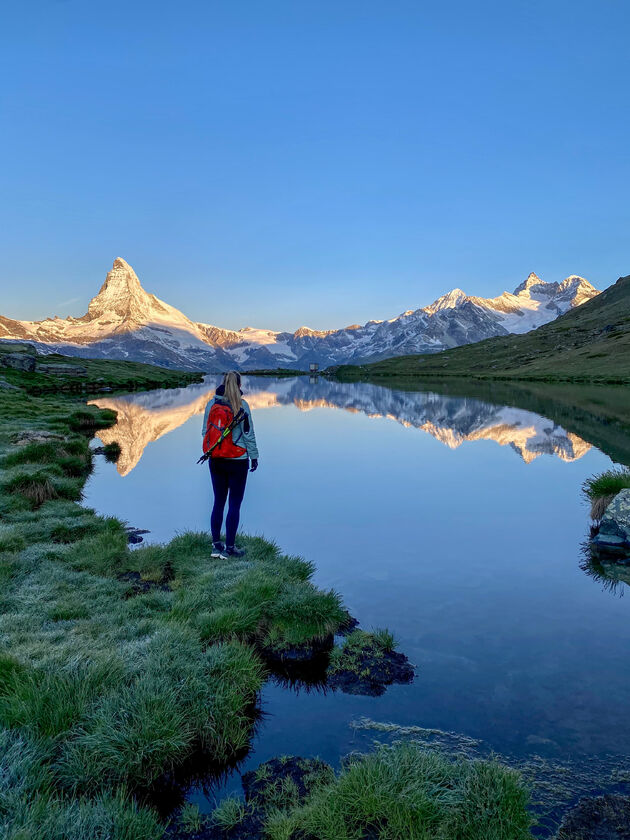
90, 377, 590, 475
1, 258, 599, 371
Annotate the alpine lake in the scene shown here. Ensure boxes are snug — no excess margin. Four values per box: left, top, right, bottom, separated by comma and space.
83, 375, 630, 836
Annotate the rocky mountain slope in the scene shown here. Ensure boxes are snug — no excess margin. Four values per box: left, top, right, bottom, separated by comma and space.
341, 273, 630, 383
0, 258, 599, 372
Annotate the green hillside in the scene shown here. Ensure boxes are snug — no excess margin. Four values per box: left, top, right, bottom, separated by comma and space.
335, 273, 630, 384
0, 342, 203, 393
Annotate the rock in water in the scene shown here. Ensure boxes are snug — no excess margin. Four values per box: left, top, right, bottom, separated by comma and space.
556, 794, 630, 839
593, 489, 630, 551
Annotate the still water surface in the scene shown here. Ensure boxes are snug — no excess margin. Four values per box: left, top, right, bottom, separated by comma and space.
83, 376, 630, 819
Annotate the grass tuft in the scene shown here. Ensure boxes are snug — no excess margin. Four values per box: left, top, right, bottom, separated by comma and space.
371, 627, 398, 652
264, 743, 531, 840
212, 796, 246, 830
103, 441, 122, 462
67, 408, 118, 431
582, 468, 630, 519
2, 470, 64, 507
178, 802, 203, 833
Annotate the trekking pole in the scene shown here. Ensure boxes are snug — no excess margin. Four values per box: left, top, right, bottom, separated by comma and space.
197, 408, 246, 464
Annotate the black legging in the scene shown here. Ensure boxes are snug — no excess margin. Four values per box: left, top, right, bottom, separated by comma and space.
209, 458, 248, 547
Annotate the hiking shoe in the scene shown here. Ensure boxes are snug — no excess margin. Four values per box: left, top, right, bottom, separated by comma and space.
225, 545, 246, 558
211, 541, 225, 558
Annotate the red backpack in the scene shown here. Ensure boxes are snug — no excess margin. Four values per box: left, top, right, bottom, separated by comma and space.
203, 401, 247, 459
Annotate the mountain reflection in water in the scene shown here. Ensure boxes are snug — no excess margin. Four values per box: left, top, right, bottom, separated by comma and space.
90, 376, 590, 476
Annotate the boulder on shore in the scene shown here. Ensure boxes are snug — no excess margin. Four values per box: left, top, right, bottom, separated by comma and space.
0, 377, 20, 390
592, 489, 630, 553
37, 363, 88, 376
0, 353, 36, 372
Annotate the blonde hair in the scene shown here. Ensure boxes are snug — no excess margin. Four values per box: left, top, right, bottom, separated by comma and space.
223, 371, 242, 415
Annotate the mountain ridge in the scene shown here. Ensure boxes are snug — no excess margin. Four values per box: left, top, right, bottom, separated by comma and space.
0, 258, 599, 372
335, 273, 630, 384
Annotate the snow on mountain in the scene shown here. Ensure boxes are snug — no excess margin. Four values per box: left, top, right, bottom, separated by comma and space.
467, 272, 600, 333
0, 258, 600, 371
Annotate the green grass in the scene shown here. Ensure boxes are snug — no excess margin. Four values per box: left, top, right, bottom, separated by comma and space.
0, 381, 352, 836
372, 627, 398, 653
211, 795, 247, 830
328, 629, 397, 676
0, 341, 203, 394
1, 467, 83, 508
0, 363, 533, 839
0, 729, 162, 840
103, 441, 122, 462
264, 743, 531, 840
177, 803, 203, 834
333, 273, 630, 384
583, 468, 630, 502
582, 468, 630, 520
67, 408, 118, 431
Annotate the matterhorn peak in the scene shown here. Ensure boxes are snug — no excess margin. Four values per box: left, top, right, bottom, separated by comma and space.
112, 256, 133, 271
85, 257, 186, 329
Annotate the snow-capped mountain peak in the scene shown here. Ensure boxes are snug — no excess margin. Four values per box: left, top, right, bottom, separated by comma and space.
0, 259, 600, 372
514, 272, 544, 294
86, 257, 194, 330
86, 257, 146, 319
423, 288, 469, 314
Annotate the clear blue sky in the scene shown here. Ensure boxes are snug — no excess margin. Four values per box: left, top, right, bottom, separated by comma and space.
1, 0, 628, 331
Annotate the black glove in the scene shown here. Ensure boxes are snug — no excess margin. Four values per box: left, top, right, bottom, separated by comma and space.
250, 458, 258, 472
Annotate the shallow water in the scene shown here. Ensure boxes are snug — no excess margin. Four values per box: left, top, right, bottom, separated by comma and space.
83, 376, 630, 821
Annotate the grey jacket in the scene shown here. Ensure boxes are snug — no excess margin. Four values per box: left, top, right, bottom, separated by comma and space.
201, 396, 259, 461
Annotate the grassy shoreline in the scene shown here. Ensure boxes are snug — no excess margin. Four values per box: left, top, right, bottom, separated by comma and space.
0, 358, 533, 839
0, 342, 203, 394
0, 379, 354, 837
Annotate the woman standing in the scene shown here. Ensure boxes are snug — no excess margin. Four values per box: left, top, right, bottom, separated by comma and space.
202, 371, 259, 558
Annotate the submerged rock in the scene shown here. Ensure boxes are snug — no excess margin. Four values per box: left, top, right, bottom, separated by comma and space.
124, 525, 150, 544
592, 489, 630, 554
556, 793, 630, 839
